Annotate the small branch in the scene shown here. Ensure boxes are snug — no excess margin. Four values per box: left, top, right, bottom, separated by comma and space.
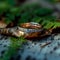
40, 41, 51, 48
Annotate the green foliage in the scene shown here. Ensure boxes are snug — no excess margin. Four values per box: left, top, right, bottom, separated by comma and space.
0, 0, 16, 6
32, 17, 42, 23
35, 16, 60, 29
45, 0, 58, 3
33, 8, 53, 16
0, 2, 54, 25
0, 37, 26, 60
2, 3, 59, 29
17, 4, 53, 25
0, 2, 10, 16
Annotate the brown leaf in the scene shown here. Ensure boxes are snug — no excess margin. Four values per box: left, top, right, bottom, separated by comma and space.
0, 20, 7, 28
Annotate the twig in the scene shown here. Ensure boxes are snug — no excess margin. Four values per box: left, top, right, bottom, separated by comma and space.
40, 41, 51, 48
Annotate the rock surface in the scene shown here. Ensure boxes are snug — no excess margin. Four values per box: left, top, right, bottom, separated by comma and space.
0, 34, 60, 60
